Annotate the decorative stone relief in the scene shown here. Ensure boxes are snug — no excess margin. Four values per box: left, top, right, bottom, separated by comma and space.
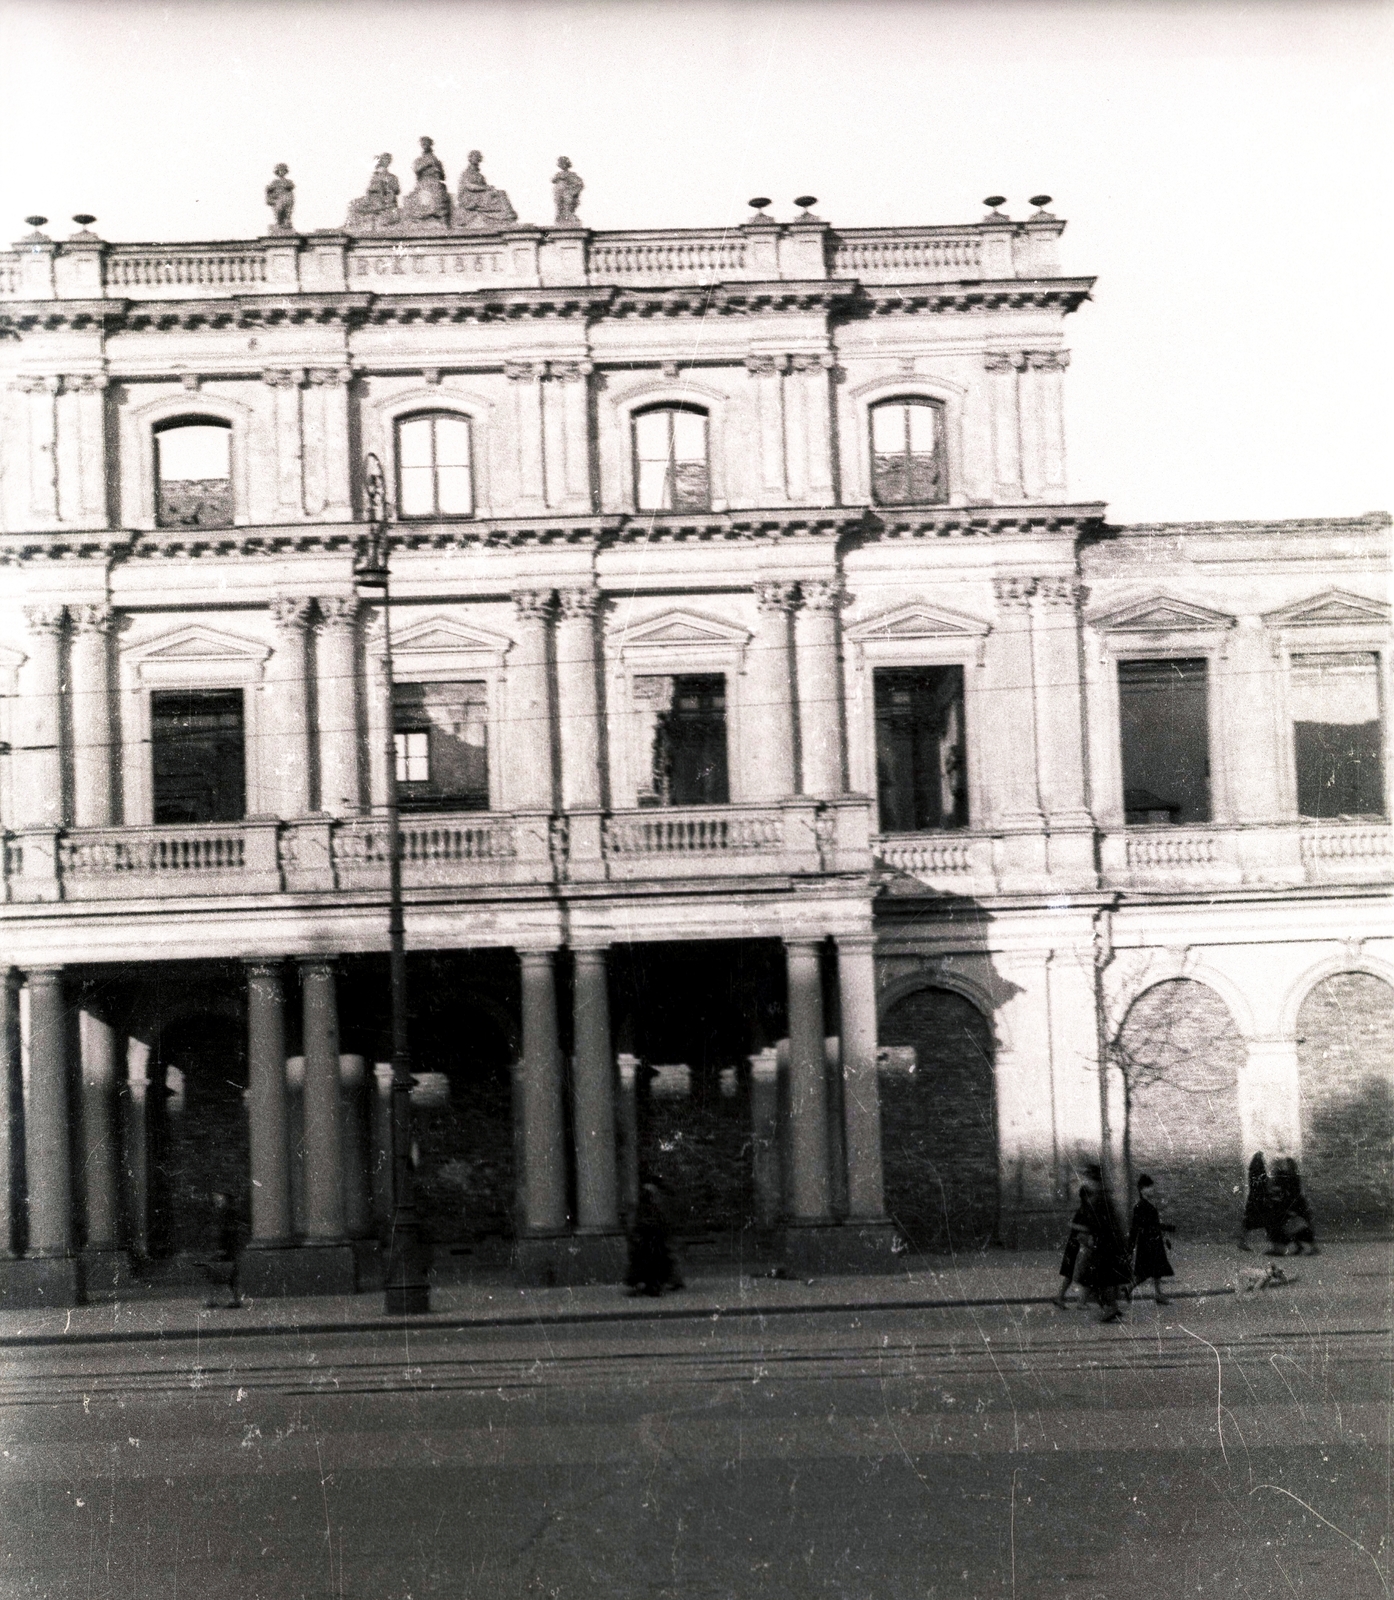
551, 157, 584, 227
265, 164, 295, 234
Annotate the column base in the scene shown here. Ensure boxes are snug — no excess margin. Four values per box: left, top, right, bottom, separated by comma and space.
82, 1248, 136, 1299
779, 1219, 900, 1276
0, 1255, 86, 1309
238, 1242, 357, 1298
513, 1231, 628, 1287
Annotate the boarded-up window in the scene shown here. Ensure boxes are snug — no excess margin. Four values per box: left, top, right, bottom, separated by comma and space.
1290, 653, 1385, 817
874, 666, 968, 832
393, 681, 489, 811
1119, 658, 1211, 825
151, 689, 246, 824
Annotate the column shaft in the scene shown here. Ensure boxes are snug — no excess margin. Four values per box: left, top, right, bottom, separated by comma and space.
25, 968, 72, 1256
509, 592, 557, 812
18, 607, 66, 829
300, 959, 345, 1242
245, 961, 292, 1245
748, 583, 797, 800
571, 949, 619, 1232
794, 582, 843, 797
785, 941, 831, 1222
519, 950, 567, 1234
837, 938, 886, 1219
316, 599, 362, 815
0, 970, 21, 1257
70, 605, 115, 827
78, 1008, 120, 1250
338, 1054, 372, 1239
268, 599, 314, 817
123, 1039, 151, 1260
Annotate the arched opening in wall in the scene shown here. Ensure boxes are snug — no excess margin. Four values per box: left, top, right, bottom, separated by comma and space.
1113, 979, 1244, 1235
1297, 973, 1394, 1233
154, 418, 232, 528
878, 986, 998, 1252
147, 1012, 248, 1259
632, 405, 710, 511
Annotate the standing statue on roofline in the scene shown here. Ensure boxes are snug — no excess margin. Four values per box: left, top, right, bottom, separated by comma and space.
455, 150, 518, 231
345, 153, 401, 233
264, 164, 295, 234
552, 156, 584, 227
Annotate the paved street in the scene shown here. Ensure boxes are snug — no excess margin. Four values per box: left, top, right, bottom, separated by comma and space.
1, 1245, 1389, 1599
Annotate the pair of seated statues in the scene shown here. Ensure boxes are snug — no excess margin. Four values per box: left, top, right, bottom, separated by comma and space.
346, 138, 517, 233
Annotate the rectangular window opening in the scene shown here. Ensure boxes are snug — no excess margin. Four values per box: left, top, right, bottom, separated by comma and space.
1291, 652, 1385, 818
392, 681, 489, 811
1118, 658, 1211, 826
874, 666, 968, 833
151, 688, 246, 825
653, 674, 729, 806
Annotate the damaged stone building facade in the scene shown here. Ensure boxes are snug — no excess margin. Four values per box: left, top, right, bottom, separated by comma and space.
0, 163, 1388, 1304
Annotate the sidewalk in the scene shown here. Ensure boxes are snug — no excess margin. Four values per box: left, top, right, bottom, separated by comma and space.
2, 1239, 1386, 1347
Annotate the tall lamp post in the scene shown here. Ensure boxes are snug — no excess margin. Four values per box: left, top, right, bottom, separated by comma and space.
355, 453, 431, 1315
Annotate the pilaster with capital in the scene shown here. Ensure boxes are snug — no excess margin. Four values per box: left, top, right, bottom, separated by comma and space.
555, 586, 604, 813
747, 582, 799, 801
543, 361, 594, 511
988, 578, 1043, 827
794, 580, 844, 797
57, 375, 110, 528
745, 353, 789, 501
1030, 578, 1092, 830
70, 603, 116, 827
11, 376, 61, 523
984, 352, 1026, 500
303, 368, 353, 519
16, 604, 67, 829
267, 598, 315, 816
315, 597, 362, 815
1023, 350, 1070, 499
262, 369, 305, 515
785, 352, 835, 504
509, 589, 557, 812
505, 362, 547, 511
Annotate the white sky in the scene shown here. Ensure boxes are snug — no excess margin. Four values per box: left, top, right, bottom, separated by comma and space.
1, 0, 1389, 524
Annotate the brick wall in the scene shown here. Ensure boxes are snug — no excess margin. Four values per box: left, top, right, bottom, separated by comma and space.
1297, 972, 1394, 1233
878, 987, 999, 1252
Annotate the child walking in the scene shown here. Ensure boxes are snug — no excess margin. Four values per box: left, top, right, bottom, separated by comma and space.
1130, 1174, 1175, 1306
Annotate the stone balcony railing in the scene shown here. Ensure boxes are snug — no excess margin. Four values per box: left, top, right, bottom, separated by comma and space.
0, 216, 1067, 303
1, 799, 873, 904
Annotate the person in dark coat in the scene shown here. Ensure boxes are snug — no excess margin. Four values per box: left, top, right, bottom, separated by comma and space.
1238, 1152, 1271, 1251
625, 1179, 682, 1296
1267, 1157, 1320, 1255
202, 1191, 244, 1309
1130, 1174, 1175, 1304
1053, 1178, 1094, 1308
1077, 1164, 1131, 1324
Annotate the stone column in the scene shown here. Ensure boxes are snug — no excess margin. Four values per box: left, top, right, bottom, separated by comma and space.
244, 960, 292, 1246
985, 352, 1025, 501
370, 1062, 394, 1230
304, 368, 353, 519
748, 582, 798, 801
299, 957, 345, 1243
746, 353, 788, 501
338, 1055, 372, 1240
505, 361, 547, 511
615, 1054, 640, 1223
518, 950, 567, 1235
123, 1038, 151, 1260
1028, 351, 1069, 498
0, 970, 21, 1257
1031, 579, 1092, 827
16, 605, 66, 829
989, 579, 1043, 827
268, 598, 315, 817
316, 597, 362, 815
78, 1006, 120, 1255
571, 947, 619, 1233
70, 603, 115, 828
263, 368, 305, 516
794, 580, 843, 797
25, 968, 71, 1257
509, 590, 557, 813
784, 940, 831, 1222
836, 936, 886, 1221
750, 1048, 782, 1230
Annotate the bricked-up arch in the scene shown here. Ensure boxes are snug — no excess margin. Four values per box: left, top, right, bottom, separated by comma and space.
878, 986, 998, 1252
1297, 973, 1394, 1232
1113, 979, 1245, 1235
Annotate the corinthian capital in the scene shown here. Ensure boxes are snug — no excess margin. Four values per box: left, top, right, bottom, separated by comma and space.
800, 579, 844, 612
72, 602, 116, 635
66, 374, 109, 395
513, 588, 555, 621
23, 603, 67, 635
984, 351, 1027, 374
11, 375, 61, 395
317, 596, 361, 631
1033, 577, 1083, 611
992, 577, 1036, 611
754, 580, 799, 614
262, 368, 304, 389
307, 366, 354, 387
745, 353, 788, 377
1027, 350, 1071, 372
546, 360, 593, 383
269, 596, 315, 633
503, 361, 540, 383
556, 586, 601, 620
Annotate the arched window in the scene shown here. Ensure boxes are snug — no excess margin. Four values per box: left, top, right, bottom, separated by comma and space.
869, 397, 947, 507
633, 405, 710, 512
155, 418, 232, 528
396, 412, 473, 519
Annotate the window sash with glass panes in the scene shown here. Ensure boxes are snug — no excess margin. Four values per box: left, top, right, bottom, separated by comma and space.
633, 407, 710, 511
870, 399, 947, 506
396, 413, 473, 519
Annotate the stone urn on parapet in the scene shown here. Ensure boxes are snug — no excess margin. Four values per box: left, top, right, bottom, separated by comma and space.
455, 150, 518, 230
345, 152, 401, 233
399, 136, 454, 231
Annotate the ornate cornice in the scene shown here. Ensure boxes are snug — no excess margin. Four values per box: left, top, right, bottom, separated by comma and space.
856, 277, 1095, 317
868, 503, 1108, 541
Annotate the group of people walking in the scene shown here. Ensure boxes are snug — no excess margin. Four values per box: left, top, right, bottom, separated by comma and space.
1054, 1151, 1320, 1324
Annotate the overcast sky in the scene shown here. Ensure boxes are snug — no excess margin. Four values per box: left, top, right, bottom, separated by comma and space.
1, 0, 1388, 524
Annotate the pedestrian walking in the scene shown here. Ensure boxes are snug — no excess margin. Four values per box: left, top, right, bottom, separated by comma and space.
202, 1191, 244, 1309
1237, 1152, 1270, 1251
1268, 1156, 1320, 1255
1053, 1177, 1094, 1307
1130, 1174, 1175, 1305
625, 1178, 683, 1297
1077, 1164, 1131, 1324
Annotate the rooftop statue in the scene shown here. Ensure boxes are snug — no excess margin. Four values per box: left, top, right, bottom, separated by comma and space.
345, 153, 401, 233
552, 156, 584, 227
264, 164, 296, 234
455, 150, 518, 232
399, 136, 453, 231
